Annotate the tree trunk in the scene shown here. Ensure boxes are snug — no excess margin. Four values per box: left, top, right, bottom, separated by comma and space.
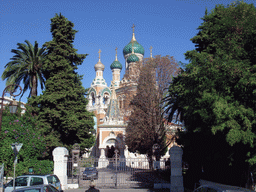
31, 74, 37, 96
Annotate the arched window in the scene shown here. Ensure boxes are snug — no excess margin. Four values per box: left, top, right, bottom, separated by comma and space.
103, 92, 109, 105
118, 96, 122, 109
122, 95, 126, 109
91, 92, 95, 106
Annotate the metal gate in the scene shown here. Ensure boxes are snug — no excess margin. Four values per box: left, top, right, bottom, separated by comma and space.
68, 157, 169, 189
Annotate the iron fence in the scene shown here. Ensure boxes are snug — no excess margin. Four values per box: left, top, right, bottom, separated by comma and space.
67, 157, 170, 189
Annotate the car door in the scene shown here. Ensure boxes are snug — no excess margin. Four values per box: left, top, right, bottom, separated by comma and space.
4, 177, 29, 192
194, 187, 209, 192
46, 175, 61, 190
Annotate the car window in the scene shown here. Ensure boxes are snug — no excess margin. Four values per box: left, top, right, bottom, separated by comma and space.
207, 188, 218, 192
195, 187, 208, 192
47, 176, 60, 185
9, 177, 29, 187
30, 177, 44, 186
18, 189, 41, 192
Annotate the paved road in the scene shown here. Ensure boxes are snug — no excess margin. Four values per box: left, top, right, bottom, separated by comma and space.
65, 188, 169, 192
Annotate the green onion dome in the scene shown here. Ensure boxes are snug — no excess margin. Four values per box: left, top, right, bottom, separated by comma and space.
110, 60, 122, 70
127, 54, 139, 63
123, 33, 144, 56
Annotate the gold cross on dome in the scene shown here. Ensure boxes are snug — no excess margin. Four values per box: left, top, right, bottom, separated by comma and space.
115, 47, 118, 61
150, 46, 153, 58
98, 49, 101, 60
132, 24, 135, 33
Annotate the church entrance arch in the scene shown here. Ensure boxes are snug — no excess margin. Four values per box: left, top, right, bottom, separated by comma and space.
105, 138, 120, 158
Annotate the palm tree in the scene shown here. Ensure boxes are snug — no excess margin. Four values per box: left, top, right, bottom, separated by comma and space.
1, 40, 46, 98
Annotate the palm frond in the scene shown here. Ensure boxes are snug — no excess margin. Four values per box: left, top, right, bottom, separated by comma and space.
2, 40, 46, 98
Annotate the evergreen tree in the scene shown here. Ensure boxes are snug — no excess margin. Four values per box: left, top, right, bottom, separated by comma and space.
165, 1, 256, 188
28, 13, 95, 155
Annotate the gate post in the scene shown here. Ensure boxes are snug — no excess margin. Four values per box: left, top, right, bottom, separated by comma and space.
170, 145, 184, 192
53, 147, 69, 190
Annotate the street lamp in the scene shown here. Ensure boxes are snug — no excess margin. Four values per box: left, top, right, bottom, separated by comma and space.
114, 149, 119, 187
0, 84, 22, 136
11, 142, 23, 191
152, 143, 161, 170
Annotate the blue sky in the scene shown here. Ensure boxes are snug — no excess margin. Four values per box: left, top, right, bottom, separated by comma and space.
1, 0, 255, 103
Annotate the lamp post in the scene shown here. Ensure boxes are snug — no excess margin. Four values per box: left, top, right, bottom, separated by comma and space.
114, 149, 119, 187
11, 142, 23, 191
0, 84, 22, 136
152, 143, 160, 170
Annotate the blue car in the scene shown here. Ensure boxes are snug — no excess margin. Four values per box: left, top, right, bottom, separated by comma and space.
82, 167, 98, 180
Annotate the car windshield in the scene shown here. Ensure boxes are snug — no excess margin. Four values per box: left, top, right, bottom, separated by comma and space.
7, 177, 29, 187
85, 167, 95, 171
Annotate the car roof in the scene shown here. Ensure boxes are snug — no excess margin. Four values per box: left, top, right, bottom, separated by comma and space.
199, 180, 254, 192
199, 185, 246, 192
18, 174, 55, 177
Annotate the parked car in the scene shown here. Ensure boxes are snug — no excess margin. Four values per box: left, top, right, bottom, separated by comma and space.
82, 167, 98, 180
12, 184, 60, 192
194, 180, 254, 192
4, 174, 62, 192
193, 185, 255, 192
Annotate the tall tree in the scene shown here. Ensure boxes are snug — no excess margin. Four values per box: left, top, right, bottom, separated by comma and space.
125, 56, 179, 169
1, 40, 46, 98
27, 13, 95, 155
165, 1, 256, 188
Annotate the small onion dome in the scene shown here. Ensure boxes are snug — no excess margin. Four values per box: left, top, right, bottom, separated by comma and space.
94, 60, 105, 71
127, 54, 139, 63
110, 60, 122, 70
123, 33, 144, 56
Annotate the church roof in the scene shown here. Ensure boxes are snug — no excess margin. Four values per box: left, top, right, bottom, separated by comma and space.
123, 39, 144, 56
127, 53, 139, 63
106, 88, 120, 120
94, 60, 105, 71
123, 27, 144, 56
94, 49, 105, 71
110, 61, 122, 70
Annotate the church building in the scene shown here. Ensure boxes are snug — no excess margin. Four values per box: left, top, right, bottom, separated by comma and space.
86, 25, 172, 167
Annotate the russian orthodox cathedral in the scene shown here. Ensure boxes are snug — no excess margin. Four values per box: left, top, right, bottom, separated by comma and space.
86, 25, 171, 166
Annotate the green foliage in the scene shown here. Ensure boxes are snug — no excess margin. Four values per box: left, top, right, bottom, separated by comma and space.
27, 13, 95, 155
165, 1, 256, 187
1, 40, 47, 98
0, 107, 52, 177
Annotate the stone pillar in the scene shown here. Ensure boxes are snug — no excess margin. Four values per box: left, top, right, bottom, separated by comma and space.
98, 148, 108, 168
53, 147, 69, 190
170, 145, 184, 192
100, 148, 105, 158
